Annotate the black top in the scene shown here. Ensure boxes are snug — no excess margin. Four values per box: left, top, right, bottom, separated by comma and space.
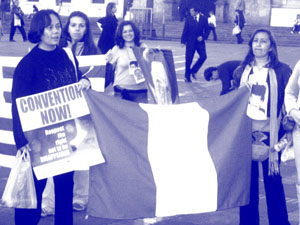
11, 45, 82, 149
97, 15, 118, 54
181, 14, 210, 46
218, 60, 241, 95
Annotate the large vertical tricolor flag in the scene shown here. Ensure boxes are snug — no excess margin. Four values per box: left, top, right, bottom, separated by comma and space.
84, 86, 252, 219
0, 55, 107, 168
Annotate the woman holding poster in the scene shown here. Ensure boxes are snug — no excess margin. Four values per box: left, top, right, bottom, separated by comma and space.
233, 28, 291, 225
106, 20, 148, 103
11, 9, 90, 225
43, 10, 98, 213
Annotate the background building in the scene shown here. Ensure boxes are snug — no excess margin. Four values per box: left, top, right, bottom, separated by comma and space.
1, 0, 124, 18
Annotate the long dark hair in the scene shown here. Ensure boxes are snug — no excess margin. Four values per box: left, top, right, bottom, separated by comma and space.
106, 2, 116, 17
59, 11, 98, 55
115, 21, 141, 49
242, 28, 279, 68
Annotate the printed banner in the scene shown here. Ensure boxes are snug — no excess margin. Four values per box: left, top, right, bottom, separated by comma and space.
16, 83, 105, 180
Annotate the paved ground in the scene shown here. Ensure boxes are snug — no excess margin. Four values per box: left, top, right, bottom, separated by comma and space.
1, 34, 300, 225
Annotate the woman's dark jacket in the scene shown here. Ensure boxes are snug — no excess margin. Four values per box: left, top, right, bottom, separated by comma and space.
11, 45, 82, 150
97, 15, 118, 54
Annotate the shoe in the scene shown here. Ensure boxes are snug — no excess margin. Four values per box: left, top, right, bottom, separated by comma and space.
184, 77, 192, 83
9, 40, 15, 42
73, 203, 86, 211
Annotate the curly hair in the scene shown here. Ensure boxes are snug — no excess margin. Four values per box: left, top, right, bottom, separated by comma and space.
242, 28, 279, 68
59, 11, 98, 55
115, 20, 141, 49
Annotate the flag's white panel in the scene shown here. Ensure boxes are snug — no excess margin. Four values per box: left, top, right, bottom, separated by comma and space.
1, 79, 13, 92
77, 55, 107, 67
0, 154, 16, 168
141, 103, 218, 217
0, 57, 22, 67
0, 130, 15, 145
89, 78, 105, 92
0, 103, 12, 119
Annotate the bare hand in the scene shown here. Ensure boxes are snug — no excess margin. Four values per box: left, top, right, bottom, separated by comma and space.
197, 36, 203, 42
19, 144, 31, 153
105, 49, 112, 62
78, 78, 91, 91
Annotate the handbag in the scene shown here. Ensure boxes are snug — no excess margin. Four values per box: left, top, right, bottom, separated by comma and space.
232, 25, 241, 35
1, 149, 37, 209
252, 131, 270, 161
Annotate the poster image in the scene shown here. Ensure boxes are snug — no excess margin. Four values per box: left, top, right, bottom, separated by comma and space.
16, 83, 105, 180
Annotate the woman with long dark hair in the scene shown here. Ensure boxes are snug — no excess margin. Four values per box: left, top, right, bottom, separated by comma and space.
97, 2, 118, 54
106, 20, 148, 103
233, 28, 291, 225
60, 11, 98, 56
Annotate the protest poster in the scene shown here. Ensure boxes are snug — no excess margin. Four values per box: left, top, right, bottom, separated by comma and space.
16, 83, 105, 180
133, 47, 179, 104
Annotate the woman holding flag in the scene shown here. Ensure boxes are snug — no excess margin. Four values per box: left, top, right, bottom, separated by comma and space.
40, 11, 99, 215
233, 28, 291, 225
106, 20, 148, 103
11, 9, 90, 225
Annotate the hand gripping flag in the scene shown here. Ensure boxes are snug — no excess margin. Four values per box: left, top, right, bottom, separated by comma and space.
84, 86, 252, 219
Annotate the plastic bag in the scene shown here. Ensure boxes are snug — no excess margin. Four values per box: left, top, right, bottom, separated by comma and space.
281, 141, 295, 162
232, 25, 241, 35
1, 149, 37, 208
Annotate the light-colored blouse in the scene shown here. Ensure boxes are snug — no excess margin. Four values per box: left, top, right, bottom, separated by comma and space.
109, 44, 147, 90
285, 60, 300, 114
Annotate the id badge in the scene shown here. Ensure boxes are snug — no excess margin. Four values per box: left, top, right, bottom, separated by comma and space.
129, 61, 145, 84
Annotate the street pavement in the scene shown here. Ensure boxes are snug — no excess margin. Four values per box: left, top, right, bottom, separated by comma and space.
0, 34, 300, 225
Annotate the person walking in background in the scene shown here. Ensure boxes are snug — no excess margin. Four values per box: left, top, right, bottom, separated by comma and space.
97, 2, 118, 54
236, 0, 246, 25
291, 14, 300, 34
11, 9, 90, 225
233, 28, 291, 225
28, 5, 38, 20
41, 11, 98, 216
284, 56, 300, 225
9, 0, 27, 42
204, 60, 241, 95
234, 9, 245, 44
181, 6, 209, 83
105, 20, 148, 103
207, 10, 217, 41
